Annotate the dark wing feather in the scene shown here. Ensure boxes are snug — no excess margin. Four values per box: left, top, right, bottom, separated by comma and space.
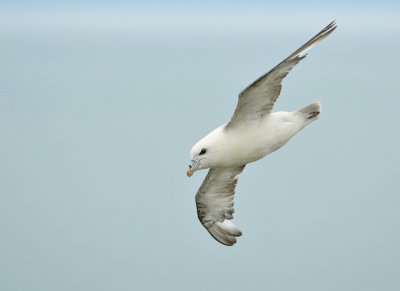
195, 166, 245, 246
226, 21, 336, 128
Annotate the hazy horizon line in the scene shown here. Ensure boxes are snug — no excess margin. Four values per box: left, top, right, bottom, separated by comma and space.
0, 8, 399, 36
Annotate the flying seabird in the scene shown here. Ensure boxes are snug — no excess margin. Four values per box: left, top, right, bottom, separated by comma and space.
187, 21, 337, 246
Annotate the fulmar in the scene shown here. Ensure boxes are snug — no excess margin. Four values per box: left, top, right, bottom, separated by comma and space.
187, 21, 337, 246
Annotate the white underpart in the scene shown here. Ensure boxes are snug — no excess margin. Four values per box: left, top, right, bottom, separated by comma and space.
196, 105, 320, 169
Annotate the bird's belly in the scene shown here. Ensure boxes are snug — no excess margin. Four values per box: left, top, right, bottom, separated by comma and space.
222, 114, 304, 166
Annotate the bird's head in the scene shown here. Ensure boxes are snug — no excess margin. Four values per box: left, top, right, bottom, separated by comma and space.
187, 126, 225, 177
187, 145, 210, 177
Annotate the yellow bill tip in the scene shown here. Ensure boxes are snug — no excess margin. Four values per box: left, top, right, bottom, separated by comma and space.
186, 169, 193, 177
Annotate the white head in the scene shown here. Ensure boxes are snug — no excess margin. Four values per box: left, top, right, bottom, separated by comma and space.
186, 125, 225, 177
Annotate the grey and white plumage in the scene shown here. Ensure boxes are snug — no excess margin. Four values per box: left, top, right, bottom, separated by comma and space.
187, 21, 337, 246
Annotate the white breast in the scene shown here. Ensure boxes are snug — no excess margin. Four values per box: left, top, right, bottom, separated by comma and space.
215, 111, 306, 167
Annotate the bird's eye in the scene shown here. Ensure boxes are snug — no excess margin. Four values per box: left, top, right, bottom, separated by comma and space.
199, 148, 207, 155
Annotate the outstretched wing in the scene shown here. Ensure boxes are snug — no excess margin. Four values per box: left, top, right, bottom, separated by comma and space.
226, 21, 336, 128
195, 166, 245, 246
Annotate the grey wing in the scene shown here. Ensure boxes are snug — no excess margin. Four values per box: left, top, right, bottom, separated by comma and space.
226, 21, 336, 128
195, 166, 245, 246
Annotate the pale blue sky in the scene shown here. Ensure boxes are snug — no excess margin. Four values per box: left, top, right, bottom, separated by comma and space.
1, 3, 399, 291
0, 0, 398, 9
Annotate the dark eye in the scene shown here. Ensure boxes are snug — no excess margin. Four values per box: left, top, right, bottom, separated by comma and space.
199, 148, 207, 155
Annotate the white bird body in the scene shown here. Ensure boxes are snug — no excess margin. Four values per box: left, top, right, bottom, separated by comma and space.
191, 103, 320, 169
187, 22, 336, 246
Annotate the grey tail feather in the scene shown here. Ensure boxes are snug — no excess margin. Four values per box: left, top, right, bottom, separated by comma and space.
298, 102, 322, 119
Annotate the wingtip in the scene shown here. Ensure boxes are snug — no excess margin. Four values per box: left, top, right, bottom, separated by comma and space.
326, 20, 338, 32
288, 20, 337, 60
320, 20, 337, 37
207, 220, 242, 246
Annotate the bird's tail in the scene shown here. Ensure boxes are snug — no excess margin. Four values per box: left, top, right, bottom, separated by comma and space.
298, 102, 321, 120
